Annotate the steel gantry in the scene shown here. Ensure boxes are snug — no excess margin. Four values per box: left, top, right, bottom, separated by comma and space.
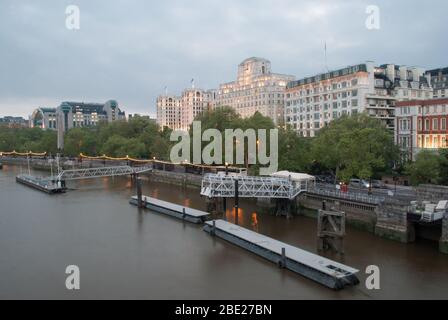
200, 173, 307, 199
46, 165, 153, 182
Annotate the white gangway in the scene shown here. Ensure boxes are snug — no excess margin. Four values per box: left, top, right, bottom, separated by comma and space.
200, 171, 315, 200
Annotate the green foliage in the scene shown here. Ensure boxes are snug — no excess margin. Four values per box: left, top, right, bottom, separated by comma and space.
64, 127, 99, 156
439, 149, 448, 185
100, 135, 147, 158
311, 114, 399, 182
0, 116, 173, 160
0, 127, 57, 154
192, 106, 243, 132
188, 108, 312, 174
1, 112, 428, 185
278, 127, 311, 173
405, 150, 447, 186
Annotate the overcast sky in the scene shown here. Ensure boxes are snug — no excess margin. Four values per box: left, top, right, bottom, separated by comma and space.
0, 0, 446, 118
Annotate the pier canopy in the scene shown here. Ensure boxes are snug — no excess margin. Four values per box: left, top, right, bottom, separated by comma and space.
270, 171, 315, 190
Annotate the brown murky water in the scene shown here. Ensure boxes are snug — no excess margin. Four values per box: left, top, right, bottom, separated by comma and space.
0, 164, 447, 299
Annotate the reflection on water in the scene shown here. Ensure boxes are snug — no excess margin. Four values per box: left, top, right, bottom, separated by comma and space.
150, 188, 159, 198
225, 207, 244, 225
251, 212, 259, 233
0, 164, 447, 299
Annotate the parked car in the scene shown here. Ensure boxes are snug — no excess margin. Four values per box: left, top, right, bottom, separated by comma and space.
349, 178, 370, 189
315, 174, 334, 184
371, 179, 387, 189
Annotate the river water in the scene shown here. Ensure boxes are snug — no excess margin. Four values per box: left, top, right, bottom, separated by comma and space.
0, 164, 447, 299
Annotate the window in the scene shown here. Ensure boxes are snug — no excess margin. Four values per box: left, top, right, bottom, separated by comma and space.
433, 118, 439, 130
418, 119, 422, 131
425, 119, 430, 131
442, 118, 447, 130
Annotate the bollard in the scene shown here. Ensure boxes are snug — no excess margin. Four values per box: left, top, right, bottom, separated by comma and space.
136, 177, 143, 208
211, 220, 216, 236
234, 179, 239, 225
182, 207, 186, 220
280, 247, 286, 268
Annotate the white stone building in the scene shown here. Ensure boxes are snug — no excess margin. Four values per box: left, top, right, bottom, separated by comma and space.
214, 57, 295, 124
285, 62, 433, 137
156, 88, 216, 131
427, 67, 448, 99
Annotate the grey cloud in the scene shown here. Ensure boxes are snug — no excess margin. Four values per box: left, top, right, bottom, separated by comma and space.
0, 0, 446, 117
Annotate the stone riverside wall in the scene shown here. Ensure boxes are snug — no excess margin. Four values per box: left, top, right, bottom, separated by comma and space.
0, 157, 122, 171
440, 212, 448, 254
297, 193, 415, 243
297, 193, 377, 232
415, 185, 448, 254
375, 198, 414, 243
416, 184, 448, 202
146, 170, 202, 189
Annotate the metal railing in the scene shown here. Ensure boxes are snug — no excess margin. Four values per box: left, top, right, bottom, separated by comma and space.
308, 185, 385, 205
200, 174, 306, 199
44, 165, 153, 181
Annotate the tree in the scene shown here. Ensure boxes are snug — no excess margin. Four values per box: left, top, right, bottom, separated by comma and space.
439, 149, 448, 185
311, 114, 399, 182
405, 150, 442, 186
64, 127, 98, 156
192, 106, 243, 133
278, 127, 311, 172
100, 135, 146, 158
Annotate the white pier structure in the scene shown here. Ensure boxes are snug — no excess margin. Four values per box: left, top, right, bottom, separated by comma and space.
48, 165, 153, 182
130, 195, 209, 224
204, 219, 359, 290
410, 200, 448, 223
201, 171, 315, 200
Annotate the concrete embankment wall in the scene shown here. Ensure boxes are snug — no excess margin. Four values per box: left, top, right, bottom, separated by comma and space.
1, 157, 55, 171
297, 193, 416, 244
146, 170, 202, 189
441, 214, 448, 254
415, 185, 448, 253
374, 198, 413, 243
297, 193, 377, 232
0, 157, 120, 171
